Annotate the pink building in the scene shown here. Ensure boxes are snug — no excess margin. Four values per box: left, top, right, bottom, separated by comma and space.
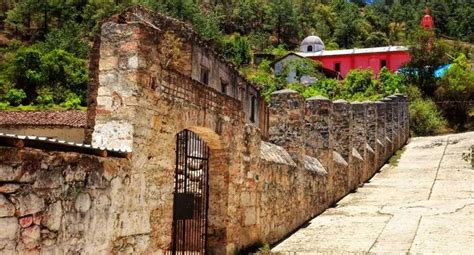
299, 41, 411, 78
298, 35, 410, 79
273, 36, 411, 82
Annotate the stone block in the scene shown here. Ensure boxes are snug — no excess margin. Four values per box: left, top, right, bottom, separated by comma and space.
99, 56, 119, 71
42, 201, 62, 231
118, 211, 152, 237
21, 225, 41, 249
244, 207, 257, 226
92, 121, 134, 152
240, 192, 255, 207
0, 217, 18, 249
75, 193, 92, 213
0, 194, 15, 217
13, 194, 45, 217
0, 184, 20, 194
0, 164, 19, 182
19, 216, 33, 228
33, 169, 63, 189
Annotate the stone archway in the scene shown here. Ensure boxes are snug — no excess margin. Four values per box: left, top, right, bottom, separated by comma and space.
170, 126, 231, 254
171, 129, 210, 254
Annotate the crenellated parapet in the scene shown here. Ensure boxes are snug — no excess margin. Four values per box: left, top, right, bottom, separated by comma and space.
268, 90, 409, 205
268, 89, 306, 167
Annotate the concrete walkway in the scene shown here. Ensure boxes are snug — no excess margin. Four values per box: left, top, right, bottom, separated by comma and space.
273, 132, 474, 254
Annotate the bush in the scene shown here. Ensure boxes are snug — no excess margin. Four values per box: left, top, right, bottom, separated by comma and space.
378, 67, 407, 95
62, 93, 82, 109
35, 88, 54, 106
0, 102, 10, 110
341, 69, 378, 100
406, 85, 422, 101
17, 104, 38, 111
221, 33, 252, 66
409, 98, 447, 136
435, 54, 474, 130
5, 88, 26, 106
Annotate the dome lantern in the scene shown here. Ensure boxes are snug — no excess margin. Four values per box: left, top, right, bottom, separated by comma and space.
300, 35, 325, 53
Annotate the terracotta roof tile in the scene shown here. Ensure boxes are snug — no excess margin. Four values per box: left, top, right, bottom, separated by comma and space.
0, 111, 87, 128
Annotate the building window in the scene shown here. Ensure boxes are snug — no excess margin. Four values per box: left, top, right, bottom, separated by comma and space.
232, 83, 238, 98
307, 45, 313, 52
250, 96, 256, 123
381, 59, 387, 69
335, 63, 341, 73
221, 80, 228, 95
200, 66, 209, 85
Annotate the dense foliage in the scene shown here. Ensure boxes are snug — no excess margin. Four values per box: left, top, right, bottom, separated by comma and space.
0, 0, 472, 133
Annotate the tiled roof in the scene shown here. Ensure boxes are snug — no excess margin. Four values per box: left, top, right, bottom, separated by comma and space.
0, 111, 87, 128
0, 132, 132, 156
296, 46, 409, 57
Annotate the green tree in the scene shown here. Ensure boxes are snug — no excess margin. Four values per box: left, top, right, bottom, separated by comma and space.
222, 33, 252, 66
435, 54, 474, 129
280, 57, 321, 84
406, 29, 448, 97
268, 0, 301, 47
9, 47, 44, 102
378, 67, 407, 95
342, 69, 377, 100
40, 49, 88, 104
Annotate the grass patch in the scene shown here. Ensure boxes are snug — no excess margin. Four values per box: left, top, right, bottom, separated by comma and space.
388, 147, 406, 167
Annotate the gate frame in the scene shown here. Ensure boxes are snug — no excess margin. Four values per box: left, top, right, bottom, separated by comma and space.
171, 129, 211, 254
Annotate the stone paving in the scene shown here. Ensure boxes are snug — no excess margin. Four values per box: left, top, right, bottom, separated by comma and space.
272, 132, 474, 254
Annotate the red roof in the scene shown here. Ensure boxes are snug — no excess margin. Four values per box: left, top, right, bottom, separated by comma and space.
0, 111, 86, 128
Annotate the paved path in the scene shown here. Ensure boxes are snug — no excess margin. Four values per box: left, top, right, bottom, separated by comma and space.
273, 132, 474, 254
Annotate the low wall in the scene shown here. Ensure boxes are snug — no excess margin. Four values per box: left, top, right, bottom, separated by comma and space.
225, 90, 409, 251
0, 147, 132, 254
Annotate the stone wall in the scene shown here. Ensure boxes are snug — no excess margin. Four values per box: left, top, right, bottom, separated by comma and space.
0, 7, 410, 255
222, 90, 409, 252
0, 147, 132, 254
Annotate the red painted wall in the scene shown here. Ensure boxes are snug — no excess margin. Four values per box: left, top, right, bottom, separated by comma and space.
310, 51, 411, 78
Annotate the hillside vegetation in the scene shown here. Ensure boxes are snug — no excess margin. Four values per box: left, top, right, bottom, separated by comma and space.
0, 0, 472, 133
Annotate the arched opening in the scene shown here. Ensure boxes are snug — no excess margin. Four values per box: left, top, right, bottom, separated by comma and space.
307, 45, 313, 52
171, 129, 210, 254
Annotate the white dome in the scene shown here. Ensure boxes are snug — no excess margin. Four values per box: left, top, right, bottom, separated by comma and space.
300, 35, 325, 53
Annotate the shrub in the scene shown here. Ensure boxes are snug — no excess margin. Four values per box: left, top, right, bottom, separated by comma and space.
341, 69, 377, 100
378, 67, 407, 95
406, 85, 422, 101
409, 98, 447, 136
5, 88, 26, 106
435, 54, 474, 130
35, 88, 54, 107
17, 104, 38, 111
221, 33, 252, 66
0, 102, 10, 110
62, 93, 82, 109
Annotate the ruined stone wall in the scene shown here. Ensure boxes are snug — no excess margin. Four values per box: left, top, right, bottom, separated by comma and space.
87, 14, 247, 254
221, 90, 409, 252
0, 7, 410, 255
0, 147, 131, 254
226, 90, 409, 250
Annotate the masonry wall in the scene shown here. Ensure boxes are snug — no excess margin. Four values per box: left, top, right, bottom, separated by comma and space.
0, 7, 410, 255
0, 147, 132, 254
222, 90, 409, 252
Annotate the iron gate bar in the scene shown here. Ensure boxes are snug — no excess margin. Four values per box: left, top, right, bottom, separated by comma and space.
171, 130, 210, 255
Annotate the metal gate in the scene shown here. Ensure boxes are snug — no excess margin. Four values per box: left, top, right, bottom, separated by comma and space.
171, 130, 209, 254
